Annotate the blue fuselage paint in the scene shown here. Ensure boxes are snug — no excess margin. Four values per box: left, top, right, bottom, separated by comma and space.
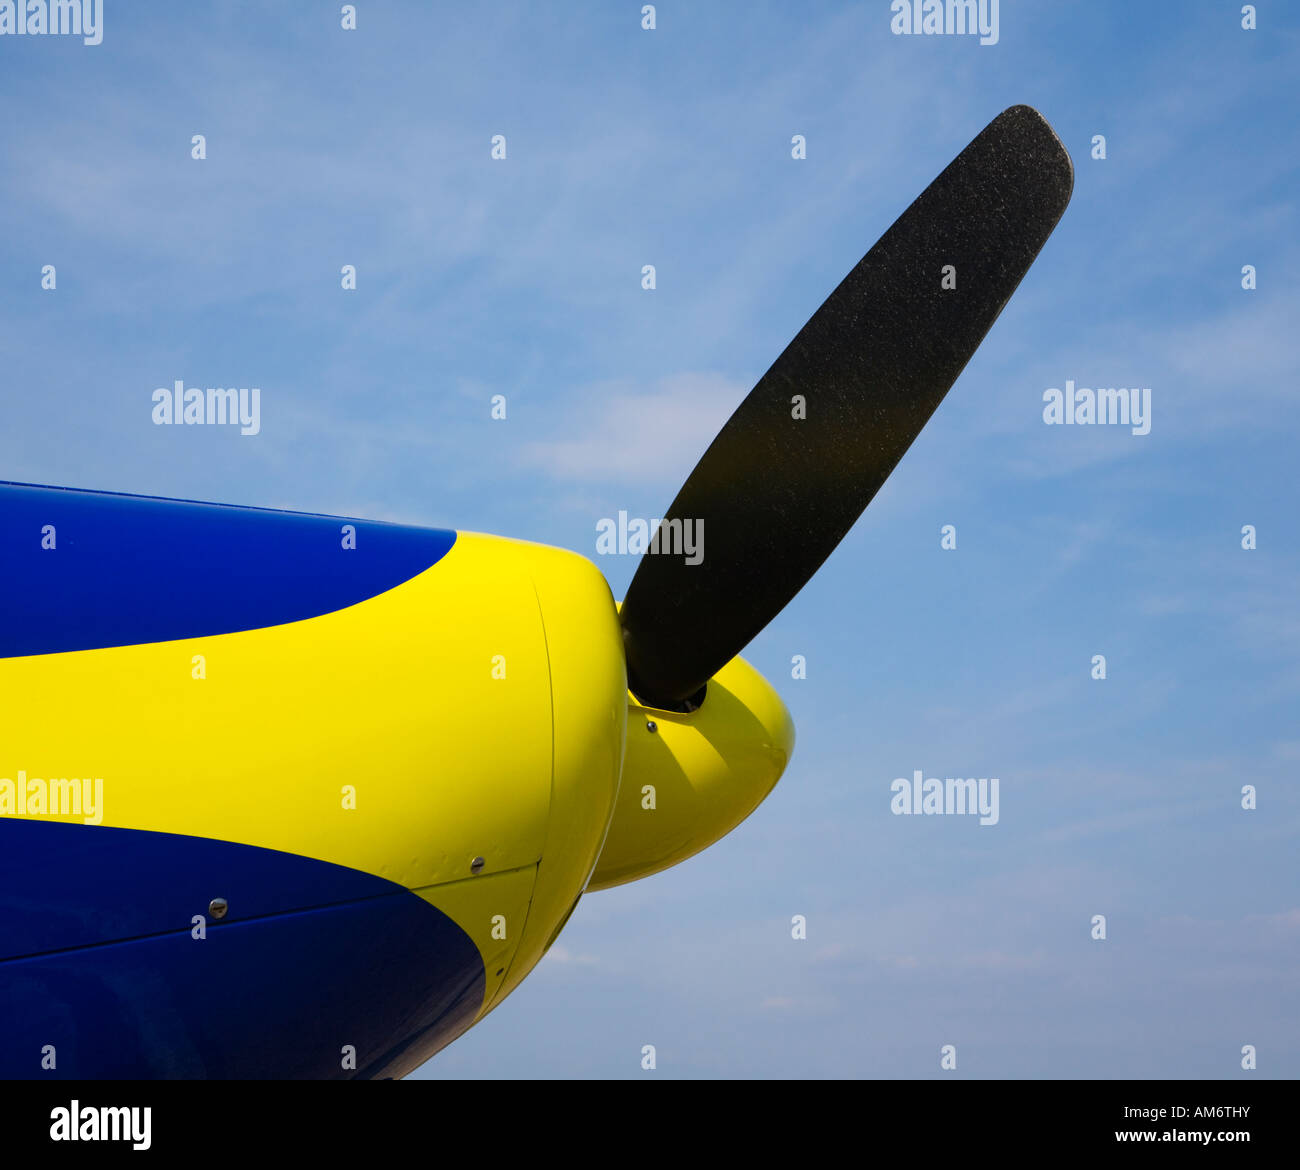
0, 820, 485, 1078
0, 481, 456, 658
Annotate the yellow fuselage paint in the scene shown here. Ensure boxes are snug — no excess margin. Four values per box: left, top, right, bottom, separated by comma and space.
0, 532, 627, 1045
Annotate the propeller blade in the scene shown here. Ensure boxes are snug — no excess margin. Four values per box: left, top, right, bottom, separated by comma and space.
619, 105, 1074, 708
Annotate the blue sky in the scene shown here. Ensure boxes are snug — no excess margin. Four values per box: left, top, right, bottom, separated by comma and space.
3, 2, 1297, 1078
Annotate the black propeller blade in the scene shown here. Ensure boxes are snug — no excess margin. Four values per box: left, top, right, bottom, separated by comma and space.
619, 105, 1074, 709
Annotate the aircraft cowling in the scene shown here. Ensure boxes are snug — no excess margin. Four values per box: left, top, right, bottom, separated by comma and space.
587, 653, 794, 892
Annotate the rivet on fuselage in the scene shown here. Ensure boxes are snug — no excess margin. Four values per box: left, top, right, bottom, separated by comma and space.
208, 897, 229, 920
470, 856, 486, 875
646, 720, 658, 733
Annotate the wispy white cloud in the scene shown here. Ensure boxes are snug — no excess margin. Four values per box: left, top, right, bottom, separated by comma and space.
519, 373, 744, 487
542, 944, 600, 967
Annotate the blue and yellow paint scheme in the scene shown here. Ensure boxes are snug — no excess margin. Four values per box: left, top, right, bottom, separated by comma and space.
0, 481, 793, 1078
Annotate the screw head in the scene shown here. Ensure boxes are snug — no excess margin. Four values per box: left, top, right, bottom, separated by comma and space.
646, 720, 658, 733
470, 856, 486, 875
208, 897, 229, 920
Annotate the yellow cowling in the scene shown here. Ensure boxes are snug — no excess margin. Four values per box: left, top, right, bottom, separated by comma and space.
0, 529, 630, 1052
587, 653, 795, 891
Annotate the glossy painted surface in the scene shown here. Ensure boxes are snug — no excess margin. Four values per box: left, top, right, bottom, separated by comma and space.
0, 820, 483, 1079
0, 481, 456, 658
588, 654, 794, 892
0, 485, 629, 1077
